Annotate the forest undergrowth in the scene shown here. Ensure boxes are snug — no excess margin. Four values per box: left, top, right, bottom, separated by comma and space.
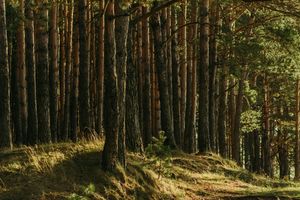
0, 137, 300, 200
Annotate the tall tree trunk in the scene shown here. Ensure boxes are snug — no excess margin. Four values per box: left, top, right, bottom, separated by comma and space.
115, 2, 129, 167
102, 0, 119, 171
70, 24, 79, 142
11, 39, 22, 145
17, 0, 28, 145
244, 133, 249, 170
150, 3, 176, 148
59, 3, 66, 139
0, 0, 12, 149
228, 77, 236, 157
63, 0, 74, 140
126, 25, 144, 153
262, 74, 271, 176
166, 8, 173, 141
171, 7, 181, 147
96, 0, 105, 135
184, 1, 197, 153
78, 0, 90, 132
137, 9, 144, 138
36, 0, 51, 143
218, 62, 227, 157
49, 0, 59, 142
198, 0, 210, 153
25, 0, 38, 145
142, 7, 152, 147
87, 0, 95, 130
150, 31, 159, 138
232, 71, 247, 164
178, 0, 187, 146
248, 131, 255, 171
278, 120, 289, 179
295, 78, 300, 180
209, 1, 219, 152
253, 130, 261, 173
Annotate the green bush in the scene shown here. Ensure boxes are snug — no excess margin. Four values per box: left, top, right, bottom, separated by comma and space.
145, 131, 172, 179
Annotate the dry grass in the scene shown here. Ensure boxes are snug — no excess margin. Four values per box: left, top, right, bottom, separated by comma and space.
0, 139, 300, 200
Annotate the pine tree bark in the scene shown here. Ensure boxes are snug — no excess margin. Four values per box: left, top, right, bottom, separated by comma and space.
178, 0, 187, 146
244, 133, 250, 170
49, 0, 59, 142
151, 33, 159, 138
126, 25, 144, 153
278, 120, 289, 179
36, 0, 51, 143
198, 0, 210, 153
11, 40, 22, 145
253, 130, 260, 172
171, 7, 181, 147
88, 1, 95, 130
102, 0, 119, 171
70, 24, 79, 142
63, 0, 74, 141
115, 2, 129, 167
295, 78, 300, 180
209, 1, 219, 152
142, 7, 152, 147
184, 1, 197, 153
262, 74, 271, 176
78, 0, 91, 132
16, 0, 28, 145
25, 0, 38, 145
150, 3, 176, 148
137, 9, 144, 137
0, 0, 12, 149
228, 77, 236, 157
166, 8, 173, 139
232, 71, 247, 164
96, 0, 105, 135
218, 62, 227, 157
59, 3, 66, 139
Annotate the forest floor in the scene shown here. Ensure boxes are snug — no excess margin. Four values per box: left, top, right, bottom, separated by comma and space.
0, 138, 300, 200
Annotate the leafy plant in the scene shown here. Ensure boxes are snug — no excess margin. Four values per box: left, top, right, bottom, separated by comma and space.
68, 183, 96, 200
241, 110, 262, 134
145, 131, 172, 179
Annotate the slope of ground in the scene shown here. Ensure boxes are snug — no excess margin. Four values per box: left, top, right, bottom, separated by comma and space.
0, 138, 299, 200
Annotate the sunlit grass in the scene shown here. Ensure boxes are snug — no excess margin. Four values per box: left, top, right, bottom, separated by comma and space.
0, 138, 300, 199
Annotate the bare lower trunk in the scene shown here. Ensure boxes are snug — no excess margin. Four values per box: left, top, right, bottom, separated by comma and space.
150, 5, 176, 148
126, 25, 144, 153
115, 2, 129, 167
262, 74, 271, 176
295, 78, 300, 180
78, 0, 90, 132
96, 0, 105, 135
171, 7, 181, 147
36, 0, 51, 143
25, 0, 38, 145
218, 63, 227, 157
0, 0, 12, 149
232, 71, 247, 164
142, 7, 152, 147
178, 1, 187, 146
49, 0, 59, 142
184, 1, 197, 153
198, 0, 210, 153
63, 1, 74, 141
102, 0, 119, 171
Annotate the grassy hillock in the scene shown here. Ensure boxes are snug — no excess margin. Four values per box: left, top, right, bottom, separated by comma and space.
0, 138, 300, 200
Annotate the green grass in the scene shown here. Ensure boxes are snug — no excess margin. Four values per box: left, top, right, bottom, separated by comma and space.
0, 138, 300, 199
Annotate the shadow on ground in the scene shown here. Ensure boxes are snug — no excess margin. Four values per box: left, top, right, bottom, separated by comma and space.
0, 148, 163, 200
